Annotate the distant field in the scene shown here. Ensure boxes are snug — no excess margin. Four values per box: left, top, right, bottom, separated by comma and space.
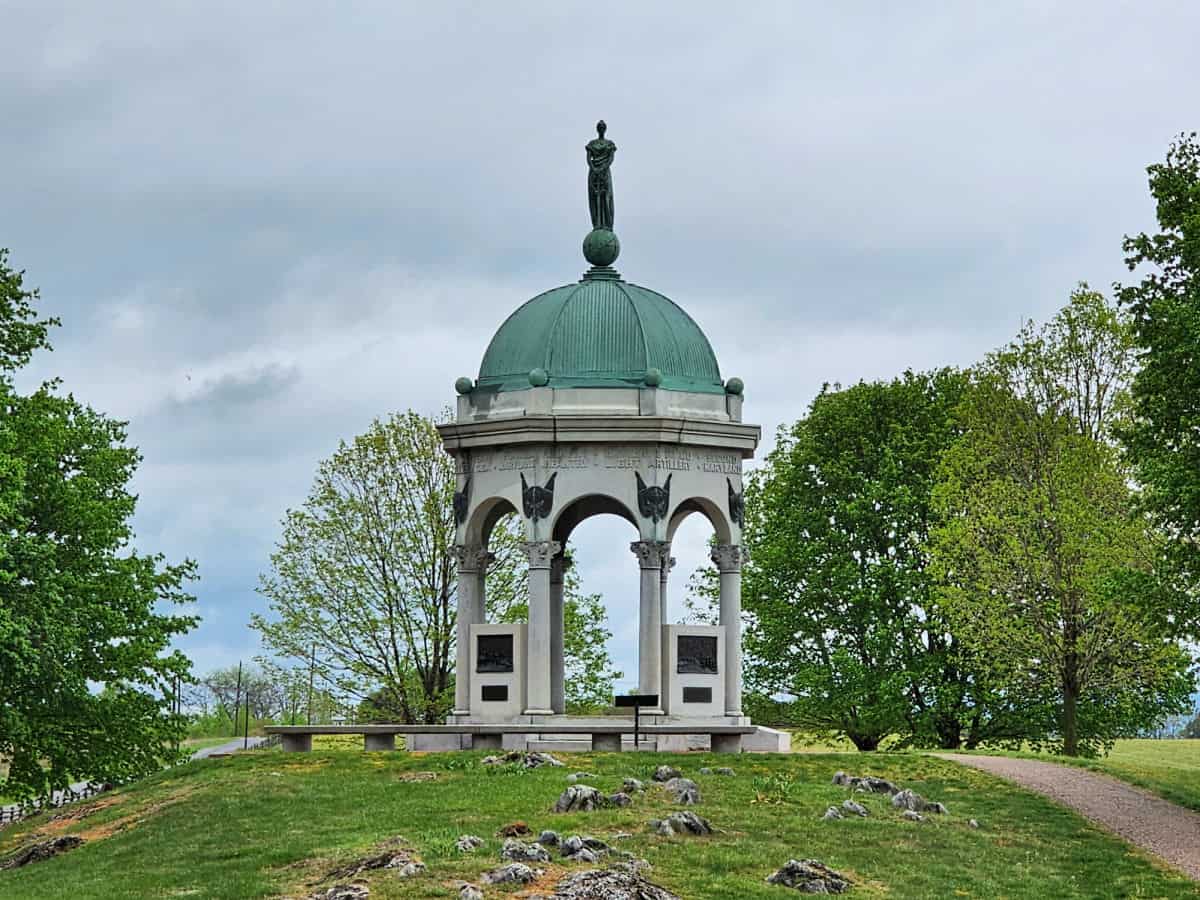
953, 739, 1200, 812
1, 746, 1195, 898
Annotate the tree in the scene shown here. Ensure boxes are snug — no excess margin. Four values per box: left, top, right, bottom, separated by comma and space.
931, 288, 1193, 756
498, 558, 622, 714
1120, 132, 1200, 638
0, 249, 197, 800
732, 369, 1022, 750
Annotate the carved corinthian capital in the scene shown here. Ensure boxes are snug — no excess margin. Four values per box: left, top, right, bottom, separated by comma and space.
629, 540, 672, 570
521, 540, 563, 569
454, 544, 495, 573
710, 544, 744, 573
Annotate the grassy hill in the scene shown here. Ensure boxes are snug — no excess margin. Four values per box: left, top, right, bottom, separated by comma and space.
1, 746, 1195, 899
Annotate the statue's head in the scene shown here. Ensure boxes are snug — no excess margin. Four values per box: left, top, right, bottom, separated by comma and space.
596, 120, 607, 138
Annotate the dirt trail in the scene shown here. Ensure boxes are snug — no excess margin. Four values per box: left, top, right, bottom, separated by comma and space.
940, 753, 1200, 881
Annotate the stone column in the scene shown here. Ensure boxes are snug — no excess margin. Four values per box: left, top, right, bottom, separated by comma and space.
453, 545, 493, 716
711, 544, 744, 717
523, 540, 561, 715
631, 540, 671, 713
659, 552, 675, 625
549, 553, 572, 715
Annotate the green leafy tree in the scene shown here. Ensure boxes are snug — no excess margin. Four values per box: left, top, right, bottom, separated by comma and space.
1120, 132, 1200, 637
733, 369, 1021, 750
931, 288, 1193, 756
252, 410, 526, 723
0, 249, 197, 800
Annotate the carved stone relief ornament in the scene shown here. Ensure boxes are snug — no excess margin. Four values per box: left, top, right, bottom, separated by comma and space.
630, 540, 672, 570
521, 472, 557, 521
709, 543, 744, 573
635, 471, 671, 522
453, 476, 470, 525
454, 544, 495, 574
522, 540, 563, 569
727, 477, 744, 529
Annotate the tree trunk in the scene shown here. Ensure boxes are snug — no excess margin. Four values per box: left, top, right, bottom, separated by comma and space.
1062, 682, 1079, 756
848, 733, 881, 751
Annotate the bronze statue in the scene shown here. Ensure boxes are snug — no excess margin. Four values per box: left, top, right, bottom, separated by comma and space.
586, 120, 616, 230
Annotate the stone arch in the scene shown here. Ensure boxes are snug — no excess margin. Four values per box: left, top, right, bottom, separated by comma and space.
666, 496, 734, 545
550, 492, 639, 545
464, 495, 520, 548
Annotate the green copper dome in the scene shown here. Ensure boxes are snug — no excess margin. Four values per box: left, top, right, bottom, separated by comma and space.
477, 274, 724, 395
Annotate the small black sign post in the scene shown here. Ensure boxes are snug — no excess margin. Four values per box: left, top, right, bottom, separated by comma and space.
614, 693, 659, 748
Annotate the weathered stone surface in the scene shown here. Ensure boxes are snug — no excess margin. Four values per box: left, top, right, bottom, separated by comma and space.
484, 751, 565, 769
821, 805, 844, 821
608, 791, 632, 807
502, 837, 551, 864
308, 884, 369, 900
539, 867, 682, 899
842, 800, 869, 817
455, 835, 484, 853
698, 766, 713, 775
715, 767, 736, 776
969, 819, 980, 829
538, 829, 560, 846
554, 784, 606, 813
891, 789, 948, 815
324, 841, 424, 881
566, 772, 596, 783
1, 835, 84, 869
650, 811, 712, 836
482, 862, 542, 885
457, 884, 484, 900
663, 777, 700, 805
498, 821, 532, 837
765, 859, 852, 894
622, 778, 645, 793
832, 771, 899, 795
653, 765, 682, 782
902, 810, 924, 822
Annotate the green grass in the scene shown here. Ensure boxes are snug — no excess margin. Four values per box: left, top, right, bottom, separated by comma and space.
182, 736, 237, 753
950, 739, 1200, 812
0, 748, 1194, 899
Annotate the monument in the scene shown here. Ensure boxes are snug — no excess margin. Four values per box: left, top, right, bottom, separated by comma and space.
433, 123, 786, 752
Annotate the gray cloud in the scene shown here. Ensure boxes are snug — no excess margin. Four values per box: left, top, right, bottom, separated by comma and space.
2, 1, 1195, 680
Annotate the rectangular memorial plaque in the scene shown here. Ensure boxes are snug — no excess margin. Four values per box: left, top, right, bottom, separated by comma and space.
676, 635, 719, 674
481, 684, 508, 702
476, 634, 514, 673
683, 686, 713, 704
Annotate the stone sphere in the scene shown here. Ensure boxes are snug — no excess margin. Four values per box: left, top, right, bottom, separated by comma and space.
724, 377, 744, 395
582, 228, 620, 267
529, 367, 550, 387
644, 367, 663, 387
454, 376, 474, 395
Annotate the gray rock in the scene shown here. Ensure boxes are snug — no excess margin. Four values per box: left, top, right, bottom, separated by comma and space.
622, 778, 645, 793
608, 792, 632, 807
554, 784, 606, 813
483, 750, 565, 769
698, 766, 713, 775
902, 810, 924, 822
324, 844, 424, 881
715, 767, 736, 776
309, 885, 370, 900
842, 799, 869, 817
561, 835, 585, 855
821, 805, 844, 821
663, 811, 712, 835
482, 862, 541, 885
566, 772, 596, 783
891, 789, 947, 814
455, 835, 484, 853
537, 830, 560, 846
650, 818, 675, 836
457, 885, 484, 900
2, 835, 84, 869
541, 867, 682, 899
832, 772, 900, 795
663, 777, 701, 805
969, 819, 980, 829
766, 859, 852, 894
653, 765, 682, 782
574, 847, 601, 863
582, 837, 609, 853
502, 838, 551, 864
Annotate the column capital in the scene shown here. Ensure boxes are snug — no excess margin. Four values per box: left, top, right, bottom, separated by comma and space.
549, 552, 573, 583
454, 544, 495, 573
710, 543, 745, 573
521, 540, 562, 569
630, 540, 672, 570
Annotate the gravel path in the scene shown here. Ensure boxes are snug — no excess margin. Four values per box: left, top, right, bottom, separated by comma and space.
940, 753, 1200, 880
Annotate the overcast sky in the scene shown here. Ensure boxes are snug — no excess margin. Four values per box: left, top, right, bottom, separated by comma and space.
3, 2, 1195, 692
